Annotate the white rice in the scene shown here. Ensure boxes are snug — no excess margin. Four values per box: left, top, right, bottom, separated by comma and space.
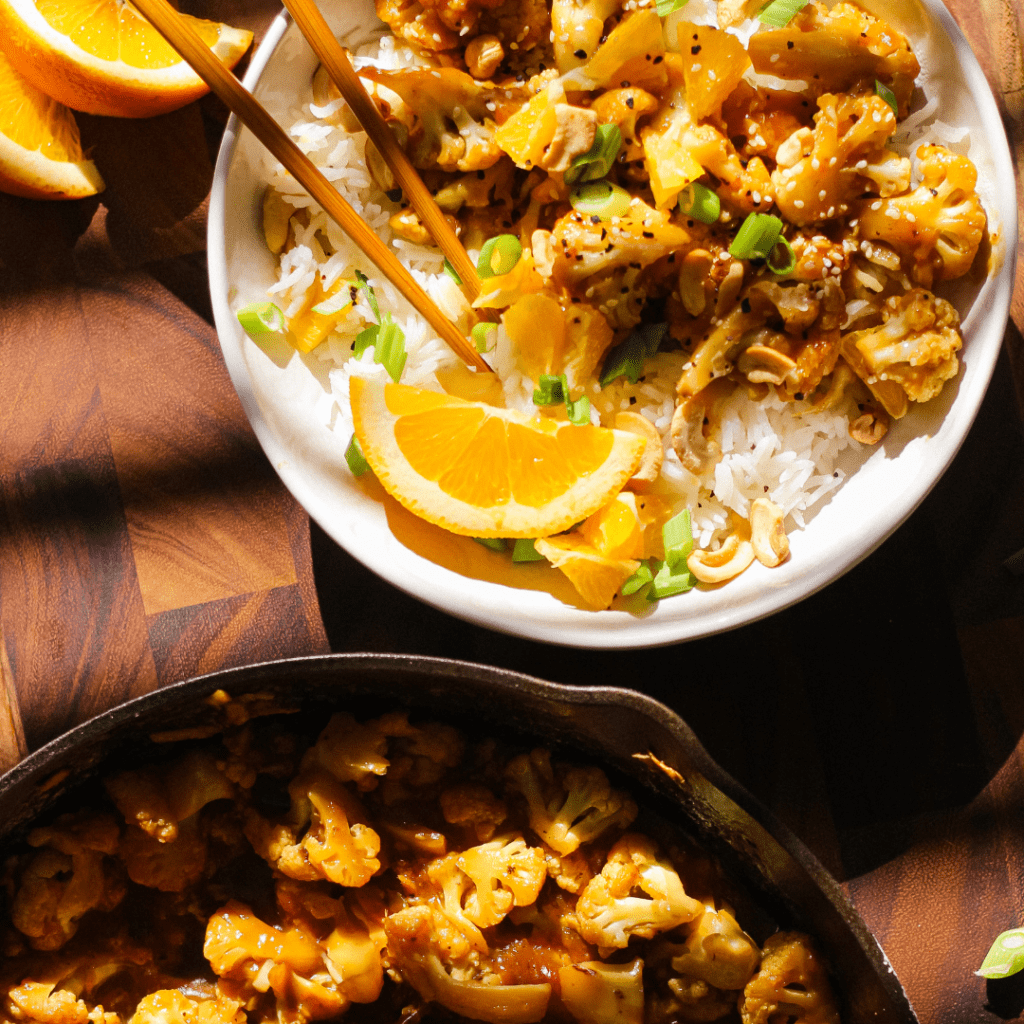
247, 3, 968, 554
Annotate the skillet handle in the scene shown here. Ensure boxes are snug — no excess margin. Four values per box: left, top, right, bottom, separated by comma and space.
0, 627, 27, 771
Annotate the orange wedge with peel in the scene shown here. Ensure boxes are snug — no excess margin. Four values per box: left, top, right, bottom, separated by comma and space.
0, 46, 103, 199
533, 535, 639, 610
0, 0, 253, 118
350, 378, 646, 539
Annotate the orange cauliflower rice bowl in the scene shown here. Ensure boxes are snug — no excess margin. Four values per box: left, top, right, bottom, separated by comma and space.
209, 0, 1014, 644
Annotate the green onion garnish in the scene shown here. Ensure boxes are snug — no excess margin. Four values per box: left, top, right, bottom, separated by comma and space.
621, 560, 654, 595
477, 234, 523, 278
443, 257, 463, 285
236, 301, 285, 334
473, 537, 508, 552
345, 434, 370, 477
729, 212, 784, 261
533, 373, 591, 424
655, 0, 689, 14
373, 313, 407, 382
353, 324, 378, 358
599, 322, 668, 387
472, 322, 497, 353
757, 0, 808, 27
647, 558, 695, 600
564, 124, 623, 185
533, 373, 566, 406
678, 182, 721, 224
875, 79, 899, 117
978, 930, 1024, 979
570, 180, 632, 220
512, 538, 545, 562
354, 269, 381, 323
766, 235, 796, 275
662, 509, 693, 572
566, 393, 591, 425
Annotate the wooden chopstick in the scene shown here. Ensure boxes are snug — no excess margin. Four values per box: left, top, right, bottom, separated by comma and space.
282, 0, 485, 305
131, 0, 488, 372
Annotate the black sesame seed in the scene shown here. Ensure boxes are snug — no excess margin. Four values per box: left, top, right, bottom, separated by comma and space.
574, 48, 587, 58
626, 96, 634, 109
691, 44, 701, 54
385, 188, 403, 202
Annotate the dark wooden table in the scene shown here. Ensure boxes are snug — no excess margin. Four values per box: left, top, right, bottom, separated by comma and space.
1, 2, 1023, 1020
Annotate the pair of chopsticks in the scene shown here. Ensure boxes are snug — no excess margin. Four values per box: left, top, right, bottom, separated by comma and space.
131, 0, 489, 372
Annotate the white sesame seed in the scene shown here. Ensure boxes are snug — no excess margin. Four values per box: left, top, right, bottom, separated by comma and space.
708, 70, 717, 80
818, 190, 827, 200
770, 53, 780, 62
691, 63, 701, 71
811, 158, 820, 170
905, 212, 916, 222
829, 156, 837, 166
885, 207, 900, 219
827, 206, 835, 218
752, 191, 761, 204
855, 159, 867, 169
823, 258, 832, 268
787, 180, 796, 192
871, 200, 882, 210
795, 200, 804, 208
872, 111, 882, 123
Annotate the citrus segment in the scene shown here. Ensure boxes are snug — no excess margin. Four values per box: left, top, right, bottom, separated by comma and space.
534, 536, 639, 610
350, 378, 646, 538
0, 46, 103, 199
0, 0, 253, 118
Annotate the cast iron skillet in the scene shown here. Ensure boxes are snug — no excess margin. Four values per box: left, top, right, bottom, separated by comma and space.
0, 654, 916, 1023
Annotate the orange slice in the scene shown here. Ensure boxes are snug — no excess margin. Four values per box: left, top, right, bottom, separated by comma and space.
0, 46, 103, 199
350, 378, 646, 538
0, 0, 253, 118
533, 536, 639, 610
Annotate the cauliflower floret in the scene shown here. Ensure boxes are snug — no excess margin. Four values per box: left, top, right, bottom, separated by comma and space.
104, 751, 234, 843
374, 0, 461, 51
117, 815, 207, 893
384, 904, 552, 1024
244, 768, 381, 887
11, 814, 124, 951
204, 902, 345, 1024
841, 287, 961, 410
740, 932, 840, 1024
670, 902, 760, 991
771, 93, 904, 227
358, 67, 512, 172
549, 201, 691, 290
321, 894, 388, 1005
558, 959, 644, 1024
504, 750, 637, 856
551, 0, 621, 73
748, 1, 919, 115
4, 982, 90, 1024
457, 837, 547, 926
439, 783, 508, 842
573, 835, 703, 950
301, 712, 395, 792
128, 991, 245, 1024
856, 145, 987, 286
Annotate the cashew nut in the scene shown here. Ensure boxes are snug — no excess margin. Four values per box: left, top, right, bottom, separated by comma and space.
736, 344, 798, 386
465, 35, 504, 79
749, 498, 789, 567
849, 407, 890, 444
687, 530, 755, 584
614, 412, 663, 493
365, 122, 409, 195
678, 250, 713, 317
389, 208, 459, 247
311, 65, 361, 131
714, 261, 746, 319
670, 395, 721, 475
807, 360, 856, 413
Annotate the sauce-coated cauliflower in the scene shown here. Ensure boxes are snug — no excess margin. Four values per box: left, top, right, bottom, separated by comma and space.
740, 932, 840, 1024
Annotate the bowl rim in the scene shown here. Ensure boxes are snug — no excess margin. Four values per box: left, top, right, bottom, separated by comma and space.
207, 0, 1018, 648
0, 652, 918, 1023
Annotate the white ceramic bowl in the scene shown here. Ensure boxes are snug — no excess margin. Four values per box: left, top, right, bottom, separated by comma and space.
209, 0, 1016, 648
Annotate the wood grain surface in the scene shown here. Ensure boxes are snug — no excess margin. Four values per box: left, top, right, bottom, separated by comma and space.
0, 2, 1022, 1022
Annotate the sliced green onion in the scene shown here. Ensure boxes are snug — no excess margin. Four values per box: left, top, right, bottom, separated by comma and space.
757, 0, 808, 27
678, 182, 721, 224
647, 558, 695, 600
443, 257, 463, 285
373, 313, 407, 382
312, 286, 353, 316
472, 322, 498, 353
978, 930, 1024, 979
767, 235, 796, 275
621, 560, 654, 595
478, 234, 523, 278
345, 434, 370, 477
599, 322, 668, 388
566, 393, 591, 425
564, 124, 623, 185
473, 537, 508, 552
355, 269, 381, 323
512, 538, 545, 562
662, 509, 693, 573
729, 212, 784, 261
875, 79, 899, 117
656, 0, 689, 14
533, 373, 566, 406
353, 324, 378, 358
570, 180, 632, 220
237, 301, 285, 334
